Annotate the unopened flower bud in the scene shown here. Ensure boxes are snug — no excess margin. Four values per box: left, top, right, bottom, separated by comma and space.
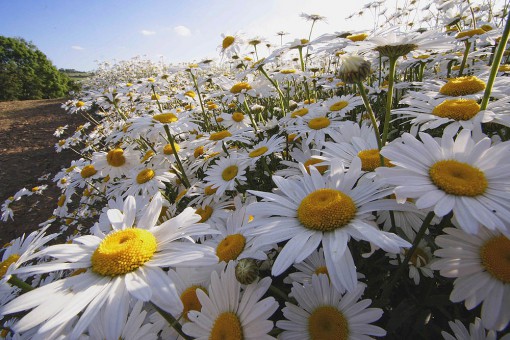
235, 258, 259, 285
338, 54, 371, 84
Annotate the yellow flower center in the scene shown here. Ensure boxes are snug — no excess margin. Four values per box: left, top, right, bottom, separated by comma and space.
249, 146, 268, 158
329, 101, 349, 112
222, 36, 236, 49
196, 205, 213, 223
151, 94, 161, 100
57, 195, 66, 207
205, 185, 218, 195
184, 90, 196, 98
230, 82, 252, 94
405, 247, 429, 267
180, 285, 207, 321
153, 113, 178, 124
216, 234, 246, 262
163, 143, 181, 155
194, 146, 205, 158
480, 235, 510, 283
456, 28, 486, 39
58, 140, 66, 146
75, 101, 85, 107
432, 99, 480, 121
346, 33, 368, 42
136, 169, 155, 184
357, 149, 387, 171
291, 108, 309, 118
498, 65, 510, 72
308, 117, 331, 130
81, 165, 97, 178
308, 306, 349, 340
314, 266, 329, 276
210, 130, 232, 141
280, 69, 297, 74
232, 111, 245, 122
107, 148, 126, 167
0, 254, 20, 279
141, 150, 155, 163
439, 76, 486, 97
222, 165, 239, 181
303, 158, 328, 175
210, 312, 244, 340
298, 189, 357, 231
429, 160, 487, 196
91, 228, 157, 277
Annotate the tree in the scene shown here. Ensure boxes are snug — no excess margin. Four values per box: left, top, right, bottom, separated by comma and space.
0, 36, 74, 101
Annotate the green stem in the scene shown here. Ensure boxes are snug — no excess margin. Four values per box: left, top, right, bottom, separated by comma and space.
189, 71, 211, 131
243, 99, 259, 133
356, 81, 383, 151
381, 56, 398, 146
481, 10, 510, 110
8, 275, 34, 293
268, 284, 290, 302
259, 66, 286, 113
163, 125, 191, 188
458, 40, 472, 77
151, 303, 192, 340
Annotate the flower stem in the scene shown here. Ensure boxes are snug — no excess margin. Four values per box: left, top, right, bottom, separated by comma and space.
151, 303, 192, 340
8, 275, 34, 293
163, 125, 191, 188
458, 40, 472, 77
381, 57, 398, 146
356, 81, 383, 151
189, 70, 212, 131
481, 10, 510, 110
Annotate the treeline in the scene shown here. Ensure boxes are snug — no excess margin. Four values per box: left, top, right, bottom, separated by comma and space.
0, 36, 81, 101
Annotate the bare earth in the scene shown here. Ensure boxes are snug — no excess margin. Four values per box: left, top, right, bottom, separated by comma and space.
0, 99, 86, 244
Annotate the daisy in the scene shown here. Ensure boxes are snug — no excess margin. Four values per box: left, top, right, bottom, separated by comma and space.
242, 134, 285, 166
441, 317, 505, 340
421, 75, 510, 100
203, 154, 249, 197
0, 193, 218, 337
283, 247, 328, 285
114, 163, 176, 198
247, 158, 410, 292
431, 226, 510, 331
388, 240, 434, 285
182, 261, 278, 339
276, 275, 386, 339
284, 112, 346, 147
219, 111, 252, 131
376, 129, 510, 235
321, 94, 364, 118
219, 32, 244, 59
92, 146, 139, 179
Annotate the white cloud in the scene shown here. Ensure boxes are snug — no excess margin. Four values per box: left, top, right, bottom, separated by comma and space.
141, 30, 156, 36
174, 25, 191, 37
71, 45, 84, 50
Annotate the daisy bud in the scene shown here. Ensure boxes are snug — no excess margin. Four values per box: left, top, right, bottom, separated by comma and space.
338, 55, 371, 84
235, 258, 259, 285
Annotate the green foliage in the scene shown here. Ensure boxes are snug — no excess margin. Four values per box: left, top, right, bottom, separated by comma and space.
0, 36, 76, 101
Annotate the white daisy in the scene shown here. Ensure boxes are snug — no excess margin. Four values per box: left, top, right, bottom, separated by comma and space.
276, 275, 386, 339
441, 317, 506, 340
203, 154, 249, 197
431, 226, 510, 331
92, 147, 139, 179
247, 158, 411, 292
321, 94, 364, 118
376, 129, 510, 235
242, 134, 285, 166
182, 261, 279, 339
114, 164, 176, 198
0, 193, 218, 337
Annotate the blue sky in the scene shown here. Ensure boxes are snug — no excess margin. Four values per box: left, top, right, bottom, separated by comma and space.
0, 0, 386, 71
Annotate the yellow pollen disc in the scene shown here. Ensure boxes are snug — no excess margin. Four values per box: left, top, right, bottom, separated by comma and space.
208, 102, 219, 110
141, 150, 155, 163
280, 69, 297, 74
432, 99, 480, 121
308, 117, 331, 130
347, 33, 368, 42
57, 195, 66, 207
216, 234, 246, 262
314, 266, 329, 276
304, 99, 315, 104
480, 235, 510, 283
329, 101, 348, 112
217, 117, 224, 122
75, 101, 85, 107
304, 158, 328, 175
439, 76, 486, 97
232, 111, 245, 122
107, 148, 126, 167
81, 165, 97, 178
291, 108, 309, 118
163, 143, 181, 155
136, 169, 155, 184
414, 54, 430, 59
222, 35, 235, 49
358, 149, 385, 171
499, 65, 510, 72
308, 305, 349, 340
222, 165, 239, 181
91, 228, 157, 277
210, 312, 244, 340
456, 28, 486, 39
176, 189, 187, 202
0, 254, 20, 279
300, 39, 309, 45
60, 178, 67, 184
196, 205, 213, 223
287, 133, 298, 143
31, 186, 39, 192
151, 94, 161, 100
405, 247, 429, 267
181, 285, 207, 321
249, 146, 268, 158
194, 146, 205, 158
147, 78, 155, 82
230, 82, 252, 94
58, 140, 66, 146
153, 113, 178, 124
298, 189, 357, 231
429, 160, 487, 196
210, 130, 232, 141
184, 90, 196, 98
205, 185, 218, 195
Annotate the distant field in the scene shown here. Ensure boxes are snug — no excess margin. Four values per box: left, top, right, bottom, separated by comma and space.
60, 69, 94, 82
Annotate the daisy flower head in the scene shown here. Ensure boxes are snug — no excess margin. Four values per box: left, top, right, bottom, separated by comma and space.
422, 75, 510, 100
376, 129, 510, 235
242, 134, 285, 166
285, 111, 345, 148
431, 227, 510, 331
219, 32, 244, 59
248, 158, 411, 292
204, 154, 249, 197
92, 146, 138, 179
0, 193, 218, 337
219, 110, 252, 131
276, 275, 386, 340
321, 94, 364, 118
388, 240, 434, 285
283, 247, 328, 286
275, 140, 328, 178
182, 261, 279, 339
114, 163, 176, 198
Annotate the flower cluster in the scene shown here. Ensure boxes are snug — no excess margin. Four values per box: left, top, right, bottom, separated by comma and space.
1, 1, 510, 338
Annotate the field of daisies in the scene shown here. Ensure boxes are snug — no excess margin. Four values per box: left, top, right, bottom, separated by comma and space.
2, 0, 510, 339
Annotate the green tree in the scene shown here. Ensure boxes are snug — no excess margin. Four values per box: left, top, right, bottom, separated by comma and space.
0, 36, 74, 101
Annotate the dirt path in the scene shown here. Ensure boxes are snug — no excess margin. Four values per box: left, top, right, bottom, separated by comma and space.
0, 99, 86, 244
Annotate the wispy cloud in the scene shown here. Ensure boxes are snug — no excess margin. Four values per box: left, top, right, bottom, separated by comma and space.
141, 30, 156, 36
174, 25, 191, 37
71, 45, 84, 50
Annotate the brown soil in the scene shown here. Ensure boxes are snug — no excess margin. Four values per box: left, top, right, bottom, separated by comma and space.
0, 99, 86, 244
